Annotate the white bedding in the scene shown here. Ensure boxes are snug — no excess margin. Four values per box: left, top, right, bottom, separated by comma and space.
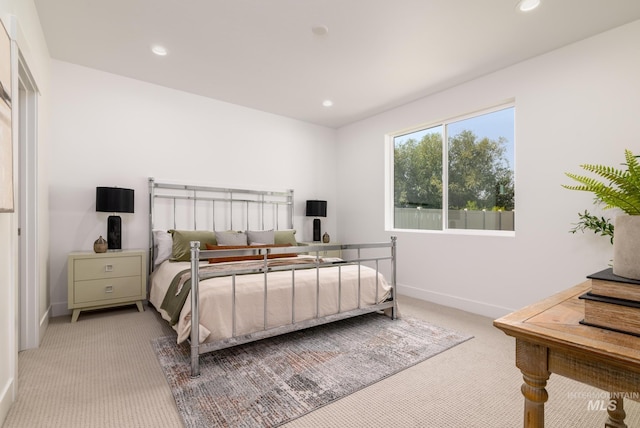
149, 257, 392, 344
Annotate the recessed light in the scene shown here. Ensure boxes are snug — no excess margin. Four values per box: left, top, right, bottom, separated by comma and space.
151, 45, 168, 56
312, 25, 329, 36
322, 100, 333, 107
516, 0, 540, 12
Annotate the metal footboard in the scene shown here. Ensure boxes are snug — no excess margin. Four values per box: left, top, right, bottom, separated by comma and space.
188, 237, 398, 377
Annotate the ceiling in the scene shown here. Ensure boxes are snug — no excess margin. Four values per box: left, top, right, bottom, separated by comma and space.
34, 0, 640, 128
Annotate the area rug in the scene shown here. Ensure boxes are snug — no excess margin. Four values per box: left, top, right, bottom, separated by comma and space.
151, 313, 473, 428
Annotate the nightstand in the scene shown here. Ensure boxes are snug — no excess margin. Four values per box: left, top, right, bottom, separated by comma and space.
300, 242, 342, 258
67, 249, 146, 322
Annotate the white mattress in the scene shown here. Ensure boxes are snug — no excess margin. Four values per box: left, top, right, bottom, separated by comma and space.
149, 257, 392, 344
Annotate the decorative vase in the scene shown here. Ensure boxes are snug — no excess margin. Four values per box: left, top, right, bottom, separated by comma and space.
94, 236, 108, 253
612, 215, 640, 280
322, 232, 330, 243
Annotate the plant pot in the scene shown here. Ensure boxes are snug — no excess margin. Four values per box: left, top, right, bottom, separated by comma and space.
613, 215, 640, 280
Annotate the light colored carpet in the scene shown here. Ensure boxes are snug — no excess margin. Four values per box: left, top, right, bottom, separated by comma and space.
3, 296, 639, 428
152, 313, 472, 427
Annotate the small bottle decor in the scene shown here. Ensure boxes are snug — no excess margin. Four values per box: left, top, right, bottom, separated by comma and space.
322, 232, 330, 243
94, 236, 108, 253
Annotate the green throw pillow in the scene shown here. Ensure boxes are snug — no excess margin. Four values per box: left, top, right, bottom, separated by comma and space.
273, 229, 297, 246
169, 230, 218, 261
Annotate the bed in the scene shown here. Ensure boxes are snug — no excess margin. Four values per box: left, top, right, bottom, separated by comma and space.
148, 178, 398, 376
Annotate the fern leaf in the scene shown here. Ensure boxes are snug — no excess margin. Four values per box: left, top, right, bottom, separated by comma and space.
562, 149, 640, 215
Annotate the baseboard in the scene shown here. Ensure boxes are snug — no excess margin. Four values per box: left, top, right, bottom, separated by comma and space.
39, 306, 51, 345
51, 301, 71, 318
0, 376, 15, 426
396, 283, 514, 319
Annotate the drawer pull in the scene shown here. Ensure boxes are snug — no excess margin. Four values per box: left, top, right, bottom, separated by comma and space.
105, 285, 113, 293
104, 264, 114, 272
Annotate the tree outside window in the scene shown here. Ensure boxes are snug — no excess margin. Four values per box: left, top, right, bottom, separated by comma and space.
392, 106, 515, 231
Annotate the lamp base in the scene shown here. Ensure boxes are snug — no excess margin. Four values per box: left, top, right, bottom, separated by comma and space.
313, 218, 321, 242
107, 215, 122, 250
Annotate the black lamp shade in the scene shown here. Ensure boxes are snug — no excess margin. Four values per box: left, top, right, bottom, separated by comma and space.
96, 187, 134, 250
305, 200, 327, 217
96, 187, 134, 213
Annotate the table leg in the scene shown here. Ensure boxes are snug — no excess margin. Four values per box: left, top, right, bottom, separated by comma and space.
516, 340, 550, 428
605, 396, 627, 428
521, 372, 549, 428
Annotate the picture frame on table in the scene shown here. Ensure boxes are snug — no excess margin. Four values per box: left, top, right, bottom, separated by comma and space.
0, 18, 13, 213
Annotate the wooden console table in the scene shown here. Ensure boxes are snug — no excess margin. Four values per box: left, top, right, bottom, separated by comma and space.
494, 281, 640, 428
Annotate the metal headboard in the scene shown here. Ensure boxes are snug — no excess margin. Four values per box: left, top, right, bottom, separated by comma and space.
148, 177, 294, 274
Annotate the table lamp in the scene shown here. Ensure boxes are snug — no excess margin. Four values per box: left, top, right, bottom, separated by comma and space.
96, 186, 134, 250
305, 200, 327, 242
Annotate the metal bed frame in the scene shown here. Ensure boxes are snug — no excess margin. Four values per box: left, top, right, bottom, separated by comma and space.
148, 177, 295, 274
148, 178, 397, 377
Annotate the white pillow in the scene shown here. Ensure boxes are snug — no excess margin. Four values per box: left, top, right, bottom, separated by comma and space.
153, 229, 173, 268
215, 230, 248, 246
246, 229, 275, 245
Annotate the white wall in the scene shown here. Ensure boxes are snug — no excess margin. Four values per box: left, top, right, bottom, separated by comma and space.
0, 0, 50, 424
336, 20, 640, 318
48, 61, 338, 316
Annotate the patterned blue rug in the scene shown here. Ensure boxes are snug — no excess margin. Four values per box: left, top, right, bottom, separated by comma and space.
151, 313, 472, 428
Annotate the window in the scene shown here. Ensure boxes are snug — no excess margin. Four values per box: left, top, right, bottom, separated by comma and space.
391, 105, 515, 232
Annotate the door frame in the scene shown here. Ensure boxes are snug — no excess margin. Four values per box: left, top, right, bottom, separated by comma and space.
18, 49, 41, 350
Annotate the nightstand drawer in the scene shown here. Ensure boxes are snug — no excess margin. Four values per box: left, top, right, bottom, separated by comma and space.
299, 242, 342, 258
74, 276, 143, 304
73, 256, 141, 281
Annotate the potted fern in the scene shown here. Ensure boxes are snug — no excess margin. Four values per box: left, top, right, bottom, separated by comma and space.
563, 149, 640, 280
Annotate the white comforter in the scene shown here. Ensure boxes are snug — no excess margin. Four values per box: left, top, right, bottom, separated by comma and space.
149, 257, 392, 344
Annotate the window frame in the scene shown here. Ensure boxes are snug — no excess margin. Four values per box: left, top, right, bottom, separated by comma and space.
386, 102, 516, 237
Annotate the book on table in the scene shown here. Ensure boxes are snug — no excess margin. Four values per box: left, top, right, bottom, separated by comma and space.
580, 292, 640, 336
587, 268, 640, 302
